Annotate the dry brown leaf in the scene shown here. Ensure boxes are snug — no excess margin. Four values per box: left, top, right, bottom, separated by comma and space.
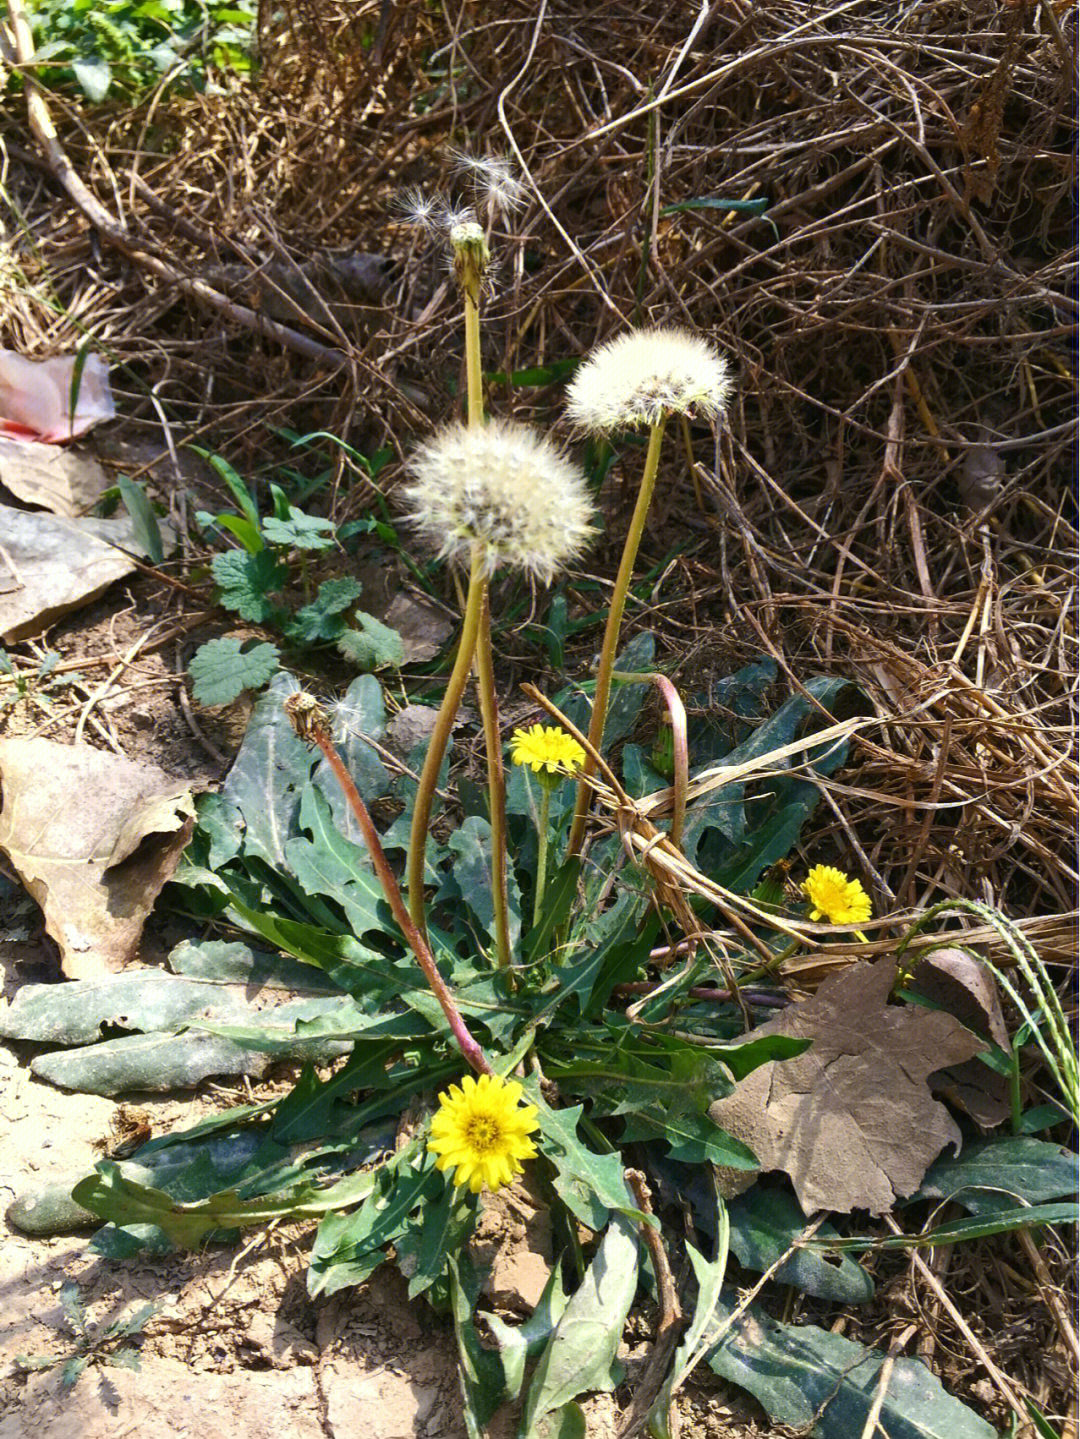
383, 591, 453, 663
0, 738, 196, 979
0, 505, 160, 642
384, 704, 440, 756
708, 959, 983, 1215
0, 351, 115, 442
907, 947, 1011, 1129
0, 436, 111, 516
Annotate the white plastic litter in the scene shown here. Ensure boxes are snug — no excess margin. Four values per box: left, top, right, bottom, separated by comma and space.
0, 351, 115, 443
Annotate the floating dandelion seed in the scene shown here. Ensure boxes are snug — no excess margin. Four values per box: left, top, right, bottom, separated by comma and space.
402, 419, 595, 584
566, 326, 733, 433
394, 187, 443, 233
510, 724, 585, 777
801, 865, 873, 925
451, 150, 527, 216
427, 1072, 539, 1194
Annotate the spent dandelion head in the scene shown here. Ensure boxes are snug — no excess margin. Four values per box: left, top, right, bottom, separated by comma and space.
566, 326, 733, 433
402, 419, 595, 584
801, 865, 872, 925
448, 216, 491, 300
427, 1072, 539, 1194
511, 724, 586, 778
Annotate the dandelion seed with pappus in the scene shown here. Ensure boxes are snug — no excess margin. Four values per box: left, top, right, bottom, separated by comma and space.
451, 150, 527, 216
428, 1073, 539, 1194
402, 420, 595, 585
565, 326, 733, 434
394, 187, 443, 233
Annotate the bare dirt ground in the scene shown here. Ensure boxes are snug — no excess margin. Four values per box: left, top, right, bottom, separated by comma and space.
0, 1012, 765, 1439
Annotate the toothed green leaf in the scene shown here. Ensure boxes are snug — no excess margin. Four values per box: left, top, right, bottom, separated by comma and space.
284, 577, 362, 644
188, 638, 280, 706
336, 613, 404, 670
261, 507, 336, 550
211, 549, 287, 622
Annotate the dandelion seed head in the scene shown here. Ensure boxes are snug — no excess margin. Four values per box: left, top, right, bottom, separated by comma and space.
402, 419, 595, 583
565, 326, 734, 433
448, 218, 487, 252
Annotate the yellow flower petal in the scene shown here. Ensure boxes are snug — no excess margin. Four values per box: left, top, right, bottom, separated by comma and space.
510, 724, 585, 776
801, 865, 872, 925
427, 1071, 541, 1195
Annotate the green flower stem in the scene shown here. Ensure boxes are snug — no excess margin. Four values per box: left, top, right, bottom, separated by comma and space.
464, 286, 483, 428
458, 232, 511, 966
451, 222, 509, 965
475, 590, 512, 968
408, 543, 487, 939
737, 936, 803, 986
532, 781, 554, 930
283, 696, 491, 1076
568, 415, 668, 857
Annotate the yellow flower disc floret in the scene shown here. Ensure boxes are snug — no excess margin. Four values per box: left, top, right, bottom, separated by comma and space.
510, 724, 585, 777
427, 1073, 539, 1194
801, 865, 872, 925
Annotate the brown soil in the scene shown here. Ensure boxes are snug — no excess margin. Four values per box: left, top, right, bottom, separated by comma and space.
0, 1012, 759, 1439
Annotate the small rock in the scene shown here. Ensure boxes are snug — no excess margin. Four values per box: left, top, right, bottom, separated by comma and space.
384, 706, 441, 758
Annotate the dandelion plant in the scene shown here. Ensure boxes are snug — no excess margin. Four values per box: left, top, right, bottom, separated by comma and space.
510, 723, 586, 927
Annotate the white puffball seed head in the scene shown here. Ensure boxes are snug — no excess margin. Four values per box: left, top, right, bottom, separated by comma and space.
566, 326, 733, 433
402, 420, 595, 583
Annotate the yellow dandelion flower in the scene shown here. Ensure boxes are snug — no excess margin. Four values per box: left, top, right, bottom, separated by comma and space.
801, 865, 872, 925
510, 723, 585, 777
427, 1073, 539, 1194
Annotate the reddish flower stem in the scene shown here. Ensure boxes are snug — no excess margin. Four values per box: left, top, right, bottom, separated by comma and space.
284, 695, 492, 1076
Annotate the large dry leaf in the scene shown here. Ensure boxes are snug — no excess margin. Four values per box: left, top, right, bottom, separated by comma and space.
0, 739, 196, 978
0, 505, 165, 642
0, 435, 110, 516
908, 947, 1011, 1129
0, 350, 115, 442
708, 960, 983, 1215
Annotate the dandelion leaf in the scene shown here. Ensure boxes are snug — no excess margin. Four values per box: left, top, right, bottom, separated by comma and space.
706, 1293, 996, 1439
522, 1215, 638, 1435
